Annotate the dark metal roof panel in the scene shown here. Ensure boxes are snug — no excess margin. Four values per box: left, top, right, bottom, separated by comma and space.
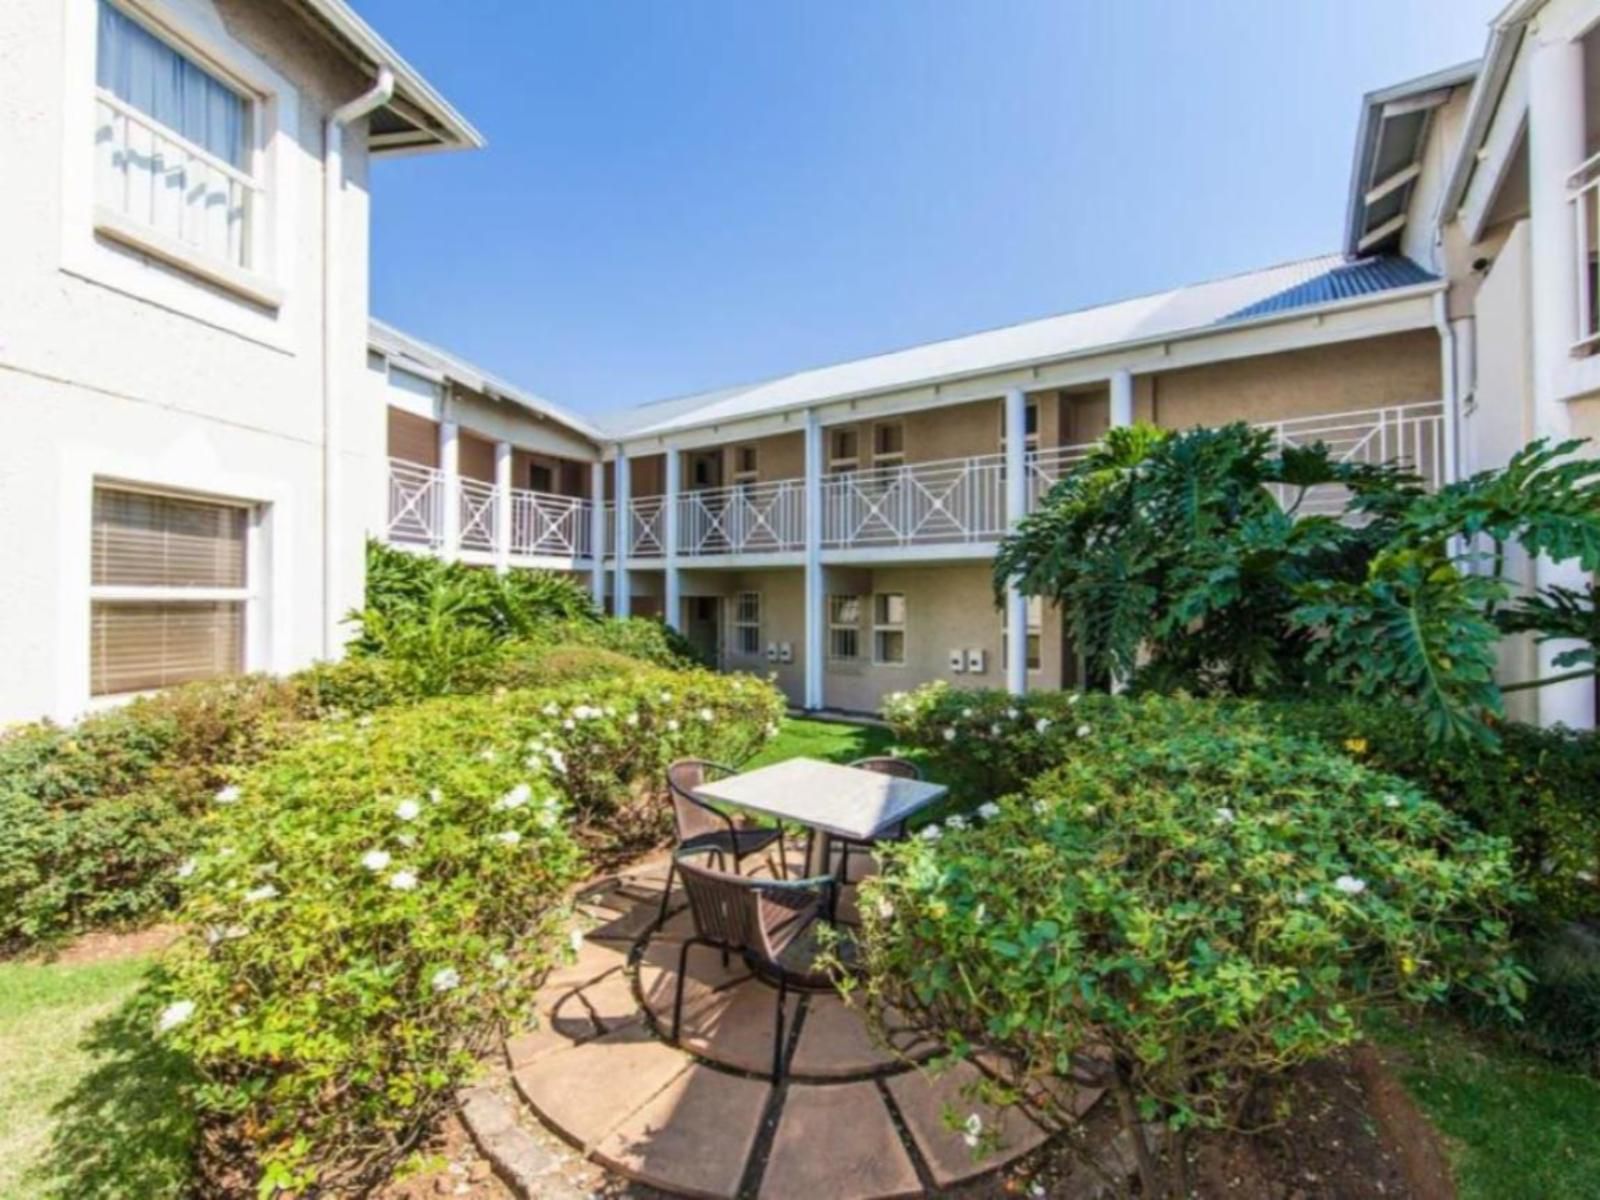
1220, 255, 1437, 322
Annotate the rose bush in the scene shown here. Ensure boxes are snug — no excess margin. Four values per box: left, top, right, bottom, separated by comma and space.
845, 716, 1525, 1197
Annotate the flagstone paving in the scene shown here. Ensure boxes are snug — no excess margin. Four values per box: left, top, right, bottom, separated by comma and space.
502, 855, 1103, 1198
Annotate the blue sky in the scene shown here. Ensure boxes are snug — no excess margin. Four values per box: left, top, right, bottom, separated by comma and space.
361, 0, 1500, 419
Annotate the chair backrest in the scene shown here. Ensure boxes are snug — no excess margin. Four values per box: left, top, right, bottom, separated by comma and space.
849, 755, 923, 781
665, 759, 732, 843
675, 855, 771, 960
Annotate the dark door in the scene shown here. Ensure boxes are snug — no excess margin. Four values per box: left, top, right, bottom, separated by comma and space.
684, 596, 720, 667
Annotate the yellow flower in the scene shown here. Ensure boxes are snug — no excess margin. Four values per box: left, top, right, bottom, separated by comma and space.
1344, 737, 1368, 755
1400, 955, 1417, 976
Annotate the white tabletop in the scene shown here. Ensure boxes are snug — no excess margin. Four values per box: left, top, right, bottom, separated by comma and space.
693, 757, 947, 841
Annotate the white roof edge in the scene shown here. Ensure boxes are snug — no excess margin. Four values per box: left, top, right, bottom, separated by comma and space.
1342, 59, 1482, 257
369, 319, 605, 443
601, 276, 1445, 442
300, 0, 485, 151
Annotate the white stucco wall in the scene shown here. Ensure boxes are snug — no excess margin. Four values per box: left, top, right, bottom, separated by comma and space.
0, 0, 378, 724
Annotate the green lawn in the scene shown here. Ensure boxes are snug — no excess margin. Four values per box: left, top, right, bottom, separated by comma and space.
0, 954, 193, 1200
743, 714, 899, 769
1373, 1012, 1600, 1200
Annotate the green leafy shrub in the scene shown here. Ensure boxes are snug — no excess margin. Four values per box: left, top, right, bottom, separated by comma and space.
1472, 924, 1600, 1074
846, 717, 1525, 1197
153, 695, 586, 1195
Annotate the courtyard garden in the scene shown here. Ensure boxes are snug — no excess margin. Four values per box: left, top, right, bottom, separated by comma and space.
1, 425, 1598, 1198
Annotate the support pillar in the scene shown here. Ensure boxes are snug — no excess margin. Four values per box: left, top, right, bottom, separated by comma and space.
493, 440, 512, 574
1003, 387, 1029, 696
803, 410, 825, 710
1528, 28, 1595, 730
589, 460, 606, 608
664, 448, 682, 631
613, 450, 631, 619
1109, 368, 1134, 429
439, 418, 461, 560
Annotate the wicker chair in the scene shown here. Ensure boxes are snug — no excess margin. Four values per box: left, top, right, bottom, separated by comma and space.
670, 855, 841, 1080
825, 756, 922, 886
657, 759, 788, 929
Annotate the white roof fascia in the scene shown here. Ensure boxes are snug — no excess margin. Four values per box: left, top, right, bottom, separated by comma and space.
610, 279, 1444, 451
298, 0, 485, 152
1437, 3, 1542, 226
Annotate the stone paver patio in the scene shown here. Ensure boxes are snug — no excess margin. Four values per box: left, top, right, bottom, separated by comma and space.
504, 853, 1102, 1198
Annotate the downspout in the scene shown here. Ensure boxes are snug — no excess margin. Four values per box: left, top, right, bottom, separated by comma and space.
1433, 288, 1461, 486
321, 67, 395, 658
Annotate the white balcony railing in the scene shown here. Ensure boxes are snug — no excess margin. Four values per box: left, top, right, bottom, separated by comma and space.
1260, 400, 1446, 515
822, 454, 1007, 548
679, 481, 805, 556
511, 490, 592, 558
1570, 150, 1600, 353
458, 477, 498, 553
1027, 442, 1098, 509
629, 496, 666, 557
387, 459, 446, 548
94, 91, 261, 271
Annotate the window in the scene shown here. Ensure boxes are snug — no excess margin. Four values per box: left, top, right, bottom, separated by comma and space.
872, 422, 905, 468
873, 593, 906, 665
998, 401, 1040, 452
90, 486, 250, 696
828, 595, 860, 661
733, 445, 759, 484
1002, 595, 1044, 672
828, 428, 859, 474
94, 0, 259, 270
734, 592, 761, 656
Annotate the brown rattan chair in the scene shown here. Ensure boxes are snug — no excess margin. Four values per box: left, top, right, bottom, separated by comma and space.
825, 756, 922, 886
670, 854, 842, 1080
657, 759, 788, 929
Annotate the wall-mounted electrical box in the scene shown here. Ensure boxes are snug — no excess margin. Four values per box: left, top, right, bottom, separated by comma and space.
966, 648, 987, 674
949, 650, 966, 673
765, 642, 779, 662
778, 642, 794, 663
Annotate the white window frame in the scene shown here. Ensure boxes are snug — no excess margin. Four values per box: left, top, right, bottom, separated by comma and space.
1002, 594, 1044, 673
828, 594, 861, 662
59, 0, 297, 345
828, 428, 860, 475
872, 592, 907, 666
733, 591, 761, 656
871, 421, 905, 469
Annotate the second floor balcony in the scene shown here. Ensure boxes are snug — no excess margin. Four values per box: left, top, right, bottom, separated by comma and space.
386, 459, 596, 563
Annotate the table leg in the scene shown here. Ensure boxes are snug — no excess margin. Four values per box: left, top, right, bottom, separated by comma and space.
805, 829, 832, 879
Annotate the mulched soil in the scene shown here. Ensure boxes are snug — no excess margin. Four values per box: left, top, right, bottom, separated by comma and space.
22, 923, 182, 965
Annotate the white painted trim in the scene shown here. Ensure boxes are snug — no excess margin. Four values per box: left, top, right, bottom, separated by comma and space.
803, 409, 824, 709
613, 452, 631, 618
663, 448, 681, 630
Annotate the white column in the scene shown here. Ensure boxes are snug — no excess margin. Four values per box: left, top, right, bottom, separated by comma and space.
493, 440, 512, 574
589, 460, 606, 607
439, 419, 461, 561
803, 410, 825, 710
613, 450, 631, 619
663, 449, 682, 631
1528, 29, 1595, 730
1003, 387, 1029, 696
1109, 368, 1134, 428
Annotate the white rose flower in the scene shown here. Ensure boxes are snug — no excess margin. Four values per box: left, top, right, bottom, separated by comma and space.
361, 849, 392, 872
659, 691, 673, 703
546, 749, 568, 775
175, 858, 197, 879
496, 830, 522, 846
919, 824, 942, 842
244, 884, 278, 903
876, 897, 895, 920
489, 953, 511, 971
214, 785, 241, 804
496, 784, 532, 811
1076, 724, 1092, 738
1575, 869, 1596, 884
626, 712, 640, 727
562, 718, 576, 731
395, 798, 421, 822
397, 833, 417, 848
1334, 874, 1367, 896
1384, 794, 1402, 809
156, 1000, 195, 1035
698, 708, 715, 723
666, 719, 680, 732
961, 708, 973, 719
479, 748, 498, 763
978, 802, 1001, 820
1068, 693, 1082, 705
389, 870, 418, 891
961, 1112, 983, 1149
989, 723, 1002, 736
1006, 708, 1020, 721
1032, 799, 1050, 815
542, 703, 561, 717
429, 787, 444, 805
1035, 717, 1052, 734
1214, 807, 1235, 825
945, 814, 968, 831
431, 967, 460, 992
942, 727, 956, 742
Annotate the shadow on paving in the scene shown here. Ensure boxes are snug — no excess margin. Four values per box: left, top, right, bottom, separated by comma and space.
29, 988, 197, 1199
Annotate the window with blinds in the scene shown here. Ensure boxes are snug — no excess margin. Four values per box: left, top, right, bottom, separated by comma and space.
90, 487, 249, 695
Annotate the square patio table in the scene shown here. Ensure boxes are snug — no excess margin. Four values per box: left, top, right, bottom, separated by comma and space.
692, 756, 947, 878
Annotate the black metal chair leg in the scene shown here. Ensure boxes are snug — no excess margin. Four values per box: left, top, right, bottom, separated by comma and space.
773, 975, 788, 1081
656, 856, 678, 930
672, 937, 698, 1043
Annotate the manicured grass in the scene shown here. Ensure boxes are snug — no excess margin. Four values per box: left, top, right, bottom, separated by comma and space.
0, 954, 193, 1200
1373, 1012, 1600, 1200
742, 715, 899, 770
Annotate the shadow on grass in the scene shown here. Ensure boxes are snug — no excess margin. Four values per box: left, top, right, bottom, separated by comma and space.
28, 986, 197, 1199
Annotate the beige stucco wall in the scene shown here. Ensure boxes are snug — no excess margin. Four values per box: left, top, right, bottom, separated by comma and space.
0, 0, 384, 723
1138, 329, 1442, 429
717, 568, 806, 702
1467, 219, 1534, 475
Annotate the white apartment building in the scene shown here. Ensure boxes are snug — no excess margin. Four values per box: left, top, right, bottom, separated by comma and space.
4, 0, 1597, 732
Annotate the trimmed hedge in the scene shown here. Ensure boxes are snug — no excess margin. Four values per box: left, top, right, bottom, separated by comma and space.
151, 664, 783, 1193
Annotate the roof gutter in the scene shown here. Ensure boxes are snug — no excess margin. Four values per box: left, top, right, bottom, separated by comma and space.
607, 279, 1447, 445
321, 67, 394, 659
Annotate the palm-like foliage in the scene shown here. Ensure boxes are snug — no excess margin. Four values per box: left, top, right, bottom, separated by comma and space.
996, 426, 1600, 745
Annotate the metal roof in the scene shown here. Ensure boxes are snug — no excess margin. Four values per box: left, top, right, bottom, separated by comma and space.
1221, 255, 1437, 322
602, 252, 1441, 439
